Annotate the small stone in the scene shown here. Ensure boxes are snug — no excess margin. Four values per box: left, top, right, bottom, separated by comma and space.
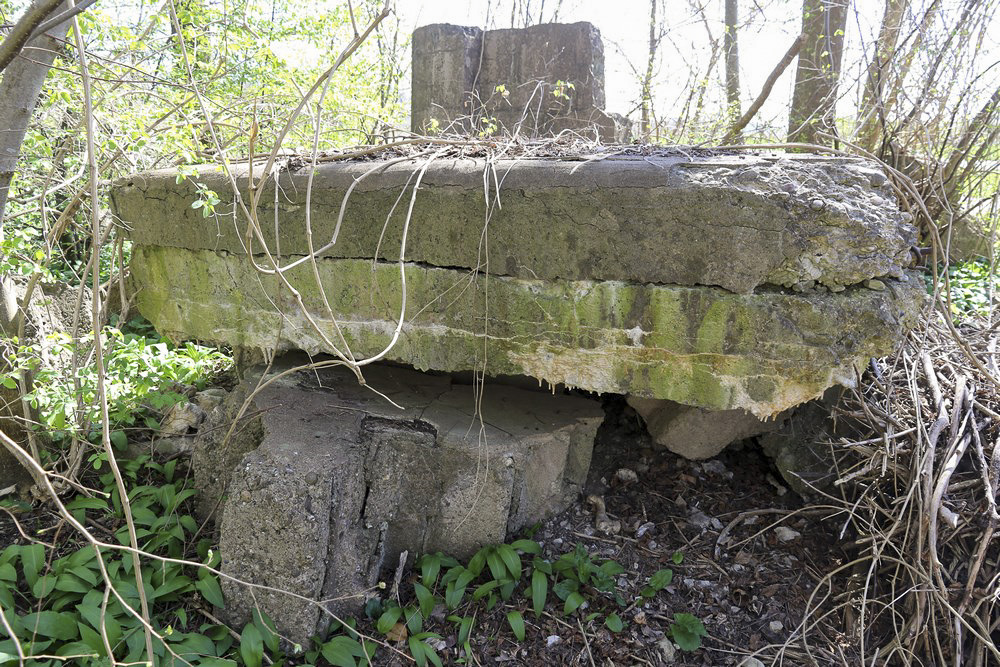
809, 198, 825, 211
614, 468, 638, 484
829, 284, 846, 293
689, 510, 713, 530
774, 526, 801, 542
545, 635, 561, 647
305, 472, 318, 485
657, 637, 677, 662
160, 401, 206, 436
868, 171, 887, 187
792, 280, 814, 293
769, 620, 784, 632
240, 490, 251, 502
741, 658, 766, 667
864, 279, 886, 291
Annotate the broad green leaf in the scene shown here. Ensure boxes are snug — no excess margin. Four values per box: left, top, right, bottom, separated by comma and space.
444, 581, 466, 610
506, 610, 525, 641
647, 568, 673, 592
32, 574, 57, 598
552, 578, 578, 601
456, 616, 473, 645
54, 573, 90, 594
670, 613, 706, 651
531, 569, 547, 617
510, 539, 541, 555
408, 637, 442, 667
196, 575, 225, 608
66, 497, 109, 512
376, 606, 402, 635
419, 554, 441, 589
54, 640, 98, 659
240, 622, 263, 667
154, 574, 193, 600
485, 550, 506, 582
413, 583, 435, 619
77, 622, 104, 653
322, 636, 360, 667
599, 560, 624, 577
563, 591, 585, 616
20, 544, 45, 588
466, 549, 487, 576
23, 611, 78, 640
471, 579, 501, 601
605, 613, 624, 633
404, 605, 423, 634
496, 545, 521, 581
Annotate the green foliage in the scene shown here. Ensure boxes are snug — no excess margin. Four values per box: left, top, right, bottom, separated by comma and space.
306, 540, 701, 664
0, 454, 237, 667
670, 612, 708, 651
935, 260, 1000, 318
1, 321, 231, 441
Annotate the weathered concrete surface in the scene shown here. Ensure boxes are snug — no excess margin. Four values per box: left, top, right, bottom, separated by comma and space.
112, 155, 917, 294
759, 390, 842, 496
627, 397, 781, 459
411, 22, 620, 139
130, 244, 922, 418
193, 359, 602, 644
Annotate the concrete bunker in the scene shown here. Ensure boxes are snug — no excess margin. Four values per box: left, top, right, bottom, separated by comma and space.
108, 21, 924, 645
111, 149, 922, 643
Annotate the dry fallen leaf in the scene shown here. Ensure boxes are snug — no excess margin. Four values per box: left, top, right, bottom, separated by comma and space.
385, 622, 407, 643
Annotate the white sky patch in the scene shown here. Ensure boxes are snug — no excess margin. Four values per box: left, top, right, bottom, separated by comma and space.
396, 0, 999, 137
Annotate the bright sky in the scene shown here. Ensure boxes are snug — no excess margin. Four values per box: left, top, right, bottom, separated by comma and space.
393, 0, 999, 137
395, 0, 837, 132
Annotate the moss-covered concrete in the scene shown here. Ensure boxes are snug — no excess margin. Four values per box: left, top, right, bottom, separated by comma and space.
112, 155, 917, 293
130, 244, 923, 418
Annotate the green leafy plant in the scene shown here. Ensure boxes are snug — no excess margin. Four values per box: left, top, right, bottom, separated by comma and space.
0, 455, 240, 667
933, 260, 1000, 318
670, 612, 708, 651
1, 323, 231, 441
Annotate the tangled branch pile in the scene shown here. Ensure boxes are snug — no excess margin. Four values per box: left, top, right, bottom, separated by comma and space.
798, 311, 1000, 666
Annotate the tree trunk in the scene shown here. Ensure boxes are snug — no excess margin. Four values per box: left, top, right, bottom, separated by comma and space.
787, 0, 849, 145
0, 2, 72, 231
724, 0, 741, 137
855, 0, 908, 151
0, 1, 72, 487
1, 0, 72, 332
640, 0, 657, 141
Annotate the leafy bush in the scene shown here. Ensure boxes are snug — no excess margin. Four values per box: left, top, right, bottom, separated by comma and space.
1, 323, 231, 441
929, 260, 1000, 318
0, 455, 235, 667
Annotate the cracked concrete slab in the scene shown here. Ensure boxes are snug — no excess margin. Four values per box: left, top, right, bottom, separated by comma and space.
112, 154, 916, 293
131, 245, 923, 418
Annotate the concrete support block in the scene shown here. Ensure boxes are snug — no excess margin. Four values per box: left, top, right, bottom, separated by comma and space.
628, 397, 780, 460
194, 359, 603, 645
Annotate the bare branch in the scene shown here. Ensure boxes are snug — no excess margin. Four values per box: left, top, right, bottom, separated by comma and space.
721, 34, 804, 145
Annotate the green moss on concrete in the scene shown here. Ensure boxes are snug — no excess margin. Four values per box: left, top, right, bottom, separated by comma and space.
130, 245, 924, 417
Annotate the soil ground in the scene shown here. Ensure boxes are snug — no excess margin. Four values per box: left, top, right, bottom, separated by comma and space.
0, 396, 851, 666
369, 396, 852, 666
